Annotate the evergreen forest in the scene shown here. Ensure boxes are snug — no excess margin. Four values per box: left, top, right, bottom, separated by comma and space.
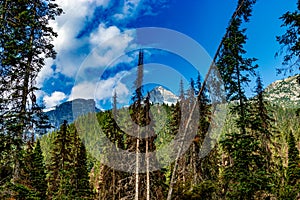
0, 0, 300, 199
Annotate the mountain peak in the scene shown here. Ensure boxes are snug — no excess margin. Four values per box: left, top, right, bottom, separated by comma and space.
149, 86, 178, 105
45, 99, 99, 129
263, 74, 300, 108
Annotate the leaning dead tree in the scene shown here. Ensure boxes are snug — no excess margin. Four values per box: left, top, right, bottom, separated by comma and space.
166, 1, 249, 199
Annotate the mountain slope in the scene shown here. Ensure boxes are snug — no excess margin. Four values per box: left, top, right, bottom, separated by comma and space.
263, 74, 300, 108
149, 86, 179, 105
44, 75, 299, 129
45, 99, 99, 129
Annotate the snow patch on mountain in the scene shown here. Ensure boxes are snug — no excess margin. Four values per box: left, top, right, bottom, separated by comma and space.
149, 86, 178, 105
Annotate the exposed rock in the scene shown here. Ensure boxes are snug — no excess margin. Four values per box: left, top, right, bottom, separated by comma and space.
45, 99, 99, 129
149, 86, 179, 105
263, 75, 300, 108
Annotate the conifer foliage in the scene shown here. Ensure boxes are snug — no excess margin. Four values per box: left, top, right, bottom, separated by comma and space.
216, 0, 272, 199
30, 140, 47, 199
277, 0, 300, 71
0, 0, 62, 197
47, 121, 92, 199
1, 0, 300, 199
47, 120, 73, 199
287, 131, 300, 196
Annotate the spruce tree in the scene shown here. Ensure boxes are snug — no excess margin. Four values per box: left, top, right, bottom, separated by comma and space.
217, 12, 257, 135
126, 50, 145, 200
179, 78, 185, 101
196, 73, 211, 141
47, 120, 73, 199
69, 124, 92, 199
0, 0, 62, 194
0, 0, 62, 143
276, 0, 300, 73
96, 109, 127, 199
173, 80, 196, 194
7, 139, 47, 199
287, 131, 300, 187
31, 140, 47, 199
112, 91, 118, 119
168, 103, 181, 136
251, 75, 275, 167
47, 122, 93, 199
215, 0, 272, 199
167, 79, 200, 200
247, 75, 276, 198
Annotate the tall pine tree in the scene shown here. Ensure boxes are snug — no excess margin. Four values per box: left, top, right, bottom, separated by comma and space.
47, 120, 73, 199
216, 0, 271, 198
286, 131, 300, 198
30, 140, 47, 199
0, 0, 62, 196
69, 124, 92, 199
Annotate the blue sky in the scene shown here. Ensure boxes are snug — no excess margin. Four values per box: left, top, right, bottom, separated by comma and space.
37, 0, 298, 110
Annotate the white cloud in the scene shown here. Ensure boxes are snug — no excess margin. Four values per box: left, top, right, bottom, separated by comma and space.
69, 72, 130, 105
51, 0, 92, 52
36, 0, 168, 109
43, 91, 67, 108
114, 0, 141, 20
36, 58, 54, 88
49, 1, 91, 78
36, 0, 94, 84
38, 0, 113, 81
68, 82, 96, 100
86, 24, 136, 68
95, 75, 130, 103
90, 24, 121, 45
41, 0, 137, 80
37, 0, 160, 84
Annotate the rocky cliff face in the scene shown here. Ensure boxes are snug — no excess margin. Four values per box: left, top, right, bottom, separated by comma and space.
45, 99, 99, 129
263, 75, 300, 108
149, 86, 179, 105
44, 87, 179, 129
45, 75, 299, 129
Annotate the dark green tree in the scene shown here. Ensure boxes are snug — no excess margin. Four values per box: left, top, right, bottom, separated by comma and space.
216, 0, 272, 199
287, 131, 300, 186
168, 103, 181, 137
251, 75, 274, 156
167, 79, 200, 200
194, 73, 219, 196
6, 140, 47, 199
276, 0, 300, 73
0, 0, 62, 194
30, 140, 47, 199
69, 124, 93, 199
196, 73, 211, 140
279, 131, 300, 199
95, 109, 127, 200
112, 91, 118, 119
47, 120, 73, 199
217, 13, 257, 135
249, 74, 276, 197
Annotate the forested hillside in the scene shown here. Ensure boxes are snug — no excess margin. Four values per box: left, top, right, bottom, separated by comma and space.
1, 0, 299, 199
39, 99, 299, 199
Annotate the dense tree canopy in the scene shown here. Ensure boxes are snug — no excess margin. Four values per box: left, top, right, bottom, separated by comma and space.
0, 0, 299, 199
